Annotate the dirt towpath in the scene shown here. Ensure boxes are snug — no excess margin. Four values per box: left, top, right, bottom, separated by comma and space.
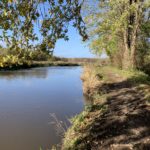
84, 68, 150, 150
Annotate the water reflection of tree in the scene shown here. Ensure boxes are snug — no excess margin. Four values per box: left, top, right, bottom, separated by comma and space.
0, 66, 81, 81
0, 68, 49, 80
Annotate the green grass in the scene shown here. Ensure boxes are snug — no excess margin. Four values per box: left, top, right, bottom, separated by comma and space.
96, 66, 150, 84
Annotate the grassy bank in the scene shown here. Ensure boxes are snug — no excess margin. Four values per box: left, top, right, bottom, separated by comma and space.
0, 58, 108, 71
0, 60, 80, 71
62, 65, 150, 150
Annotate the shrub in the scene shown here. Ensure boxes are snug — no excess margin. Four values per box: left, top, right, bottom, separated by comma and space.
29, 50, 50, 61
0, 55, 29, 68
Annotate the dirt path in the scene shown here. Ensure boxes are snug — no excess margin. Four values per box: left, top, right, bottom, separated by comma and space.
86, 70, 150, 150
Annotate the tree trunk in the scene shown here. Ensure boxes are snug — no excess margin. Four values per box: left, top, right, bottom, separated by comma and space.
130, 40, 136, 69
122, 0, 140, 70
130, 1, 140, 69
122, 30, 131, 70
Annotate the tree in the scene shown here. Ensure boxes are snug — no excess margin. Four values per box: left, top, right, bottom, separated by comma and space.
84, 0, 150, 70
0, 0, 88, 54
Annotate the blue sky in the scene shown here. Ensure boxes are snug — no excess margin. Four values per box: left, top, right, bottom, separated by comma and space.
35, 2, 95, 58
53, 26, 95, 58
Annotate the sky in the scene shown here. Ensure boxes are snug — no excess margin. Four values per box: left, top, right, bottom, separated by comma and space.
35, 1, 96, 58
53, 26, 95, 58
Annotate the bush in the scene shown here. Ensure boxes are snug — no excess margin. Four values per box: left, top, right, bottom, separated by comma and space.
29, 50, 50, 61
0, 55, 29, 68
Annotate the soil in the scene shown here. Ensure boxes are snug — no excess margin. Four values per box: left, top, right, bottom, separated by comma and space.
82, 70, 150, 150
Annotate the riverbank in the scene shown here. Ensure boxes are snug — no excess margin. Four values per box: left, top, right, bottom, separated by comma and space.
62, 65, 150, 150
0, 61, 79, 71
0, 58, 107, 71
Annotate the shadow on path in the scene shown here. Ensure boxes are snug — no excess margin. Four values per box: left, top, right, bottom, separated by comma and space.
86, 79, 150, 150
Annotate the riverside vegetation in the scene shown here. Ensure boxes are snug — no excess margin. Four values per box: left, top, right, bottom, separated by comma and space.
62, 64, 150, 150
0, 46, 82, 70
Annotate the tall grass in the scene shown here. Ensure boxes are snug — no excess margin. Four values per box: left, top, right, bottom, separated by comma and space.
81, 65, 101, 98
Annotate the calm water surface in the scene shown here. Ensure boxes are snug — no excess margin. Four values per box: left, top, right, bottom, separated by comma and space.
0, 67, 85, 150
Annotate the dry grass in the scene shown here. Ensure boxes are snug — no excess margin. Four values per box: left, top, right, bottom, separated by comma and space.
81, 65, 101, 98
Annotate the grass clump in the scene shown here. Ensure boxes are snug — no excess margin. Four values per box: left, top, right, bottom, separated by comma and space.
62, 102, 108, 150
81, 65, 102, 98
62, 111, 88, 150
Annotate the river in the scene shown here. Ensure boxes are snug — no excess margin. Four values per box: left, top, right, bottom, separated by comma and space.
0, 67, 85, 150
